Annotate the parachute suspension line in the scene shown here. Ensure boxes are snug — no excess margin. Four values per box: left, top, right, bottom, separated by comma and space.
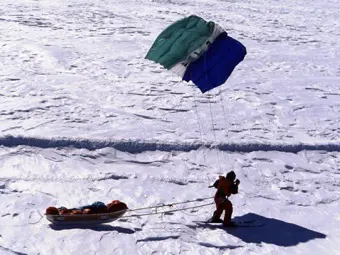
218, 87, 229, 144
203, 53, 223, 175
192, 91, 210, 185
193, 93, 204, 139
208, 94, 217, 142
207, 93, 223, 174
214, 61, 230, 172
215, 89, 232, 171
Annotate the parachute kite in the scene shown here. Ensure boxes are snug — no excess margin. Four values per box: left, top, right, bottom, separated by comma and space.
145, 15, 247, 93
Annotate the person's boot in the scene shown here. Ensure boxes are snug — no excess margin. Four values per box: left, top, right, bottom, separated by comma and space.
210, 217, 223, 223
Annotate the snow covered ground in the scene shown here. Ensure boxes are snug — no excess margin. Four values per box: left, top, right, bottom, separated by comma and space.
0, 0, 339, 254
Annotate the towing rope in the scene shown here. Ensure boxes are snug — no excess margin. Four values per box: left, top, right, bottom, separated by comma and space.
128, 196, 214, 212
121, 200, 214, 219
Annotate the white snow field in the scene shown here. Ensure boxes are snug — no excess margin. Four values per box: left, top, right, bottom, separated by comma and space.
0, 0, 339, 254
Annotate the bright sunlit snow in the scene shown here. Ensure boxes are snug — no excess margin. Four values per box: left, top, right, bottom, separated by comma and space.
0, 0, 339, 254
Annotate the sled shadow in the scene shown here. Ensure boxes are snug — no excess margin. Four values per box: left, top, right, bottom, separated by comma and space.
49, 223, 140, 234
224, 213, 326, 247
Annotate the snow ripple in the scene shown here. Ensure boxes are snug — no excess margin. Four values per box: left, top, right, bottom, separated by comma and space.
0, 245, 28, 255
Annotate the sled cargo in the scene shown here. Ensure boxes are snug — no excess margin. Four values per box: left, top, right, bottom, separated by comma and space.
45, 200, 128, 225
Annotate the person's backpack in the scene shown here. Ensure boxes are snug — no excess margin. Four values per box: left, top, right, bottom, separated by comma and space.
213, 179, 219, 189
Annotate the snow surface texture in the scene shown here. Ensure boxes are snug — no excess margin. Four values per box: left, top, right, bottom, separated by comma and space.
0, 0, 339, 254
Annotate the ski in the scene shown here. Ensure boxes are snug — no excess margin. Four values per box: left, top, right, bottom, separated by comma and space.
195, 219, 265, 228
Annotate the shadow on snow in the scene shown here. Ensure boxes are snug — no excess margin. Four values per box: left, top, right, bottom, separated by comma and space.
49, 223, 140, 234
197, 213, 326, 247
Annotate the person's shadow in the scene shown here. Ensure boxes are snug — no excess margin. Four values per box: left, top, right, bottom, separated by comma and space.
197, 213, 326, 247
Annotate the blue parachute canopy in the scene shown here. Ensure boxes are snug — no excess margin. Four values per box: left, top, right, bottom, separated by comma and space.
182, 32, 246, 93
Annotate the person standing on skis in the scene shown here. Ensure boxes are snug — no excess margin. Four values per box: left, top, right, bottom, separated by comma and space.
210, 171, 240, 226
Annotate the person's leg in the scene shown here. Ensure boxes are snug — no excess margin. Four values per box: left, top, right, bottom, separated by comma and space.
212, 196, 224, 222
212, 206, 223, 222
222, 200, 233, 226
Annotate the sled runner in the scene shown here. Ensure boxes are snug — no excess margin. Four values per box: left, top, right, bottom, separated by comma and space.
46, 209, 128, 225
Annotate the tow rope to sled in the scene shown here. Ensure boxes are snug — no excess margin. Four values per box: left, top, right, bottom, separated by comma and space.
120, 196, 214, 219
7, 197, 214, 227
